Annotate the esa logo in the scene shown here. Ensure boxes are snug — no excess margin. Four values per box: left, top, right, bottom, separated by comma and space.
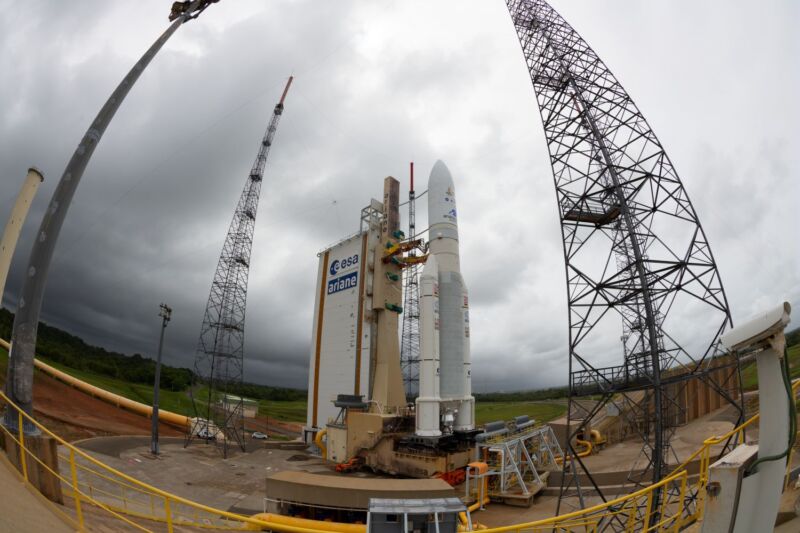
329, 254, 359, 276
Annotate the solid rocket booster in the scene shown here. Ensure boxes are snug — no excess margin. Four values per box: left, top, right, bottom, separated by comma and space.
426, 160, 474, 431
416, 255, 441, 436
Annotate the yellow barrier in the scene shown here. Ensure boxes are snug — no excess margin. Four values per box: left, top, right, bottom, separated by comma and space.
0, 388, 358, 532
0, 338, 189, 430
476, 380, 800, 532
1, 335, 796, 532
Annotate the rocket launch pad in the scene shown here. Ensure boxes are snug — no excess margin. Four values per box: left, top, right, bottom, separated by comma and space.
304, 161, 478, 478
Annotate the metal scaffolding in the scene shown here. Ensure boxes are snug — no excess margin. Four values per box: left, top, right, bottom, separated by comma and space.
505, 0, 743, 525
475, 423, 563, 506
186, 77, 293, 456
400, 163, 421, 399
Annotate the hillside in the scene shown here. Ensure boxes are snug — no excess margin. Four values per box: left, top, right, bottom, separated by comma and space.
0, 308, 305, 402
1, 307, 796, 427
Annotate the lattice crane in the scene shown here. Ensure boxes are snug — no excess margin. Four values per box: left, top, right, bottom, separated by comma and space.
187, 77, 293, 456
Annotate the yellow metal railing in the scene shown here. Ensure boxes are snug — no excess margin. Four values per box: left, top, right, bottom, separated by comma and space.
1, 378, 796, 532
476, 380, 800, 532
0, 388, 349, 532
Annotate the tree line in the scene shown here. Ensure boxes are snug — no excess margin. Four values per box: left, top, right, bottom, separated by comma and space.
0, 308, 305, 401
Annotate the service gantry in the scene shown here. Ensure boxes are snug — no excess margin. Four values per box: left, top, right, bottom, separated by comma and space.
505, 0, 743, 525
400, 162, 421, 398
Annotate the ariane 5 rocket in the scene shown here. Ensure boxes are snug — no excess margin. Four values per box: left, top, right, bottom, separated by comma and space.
416, 160, 474, 436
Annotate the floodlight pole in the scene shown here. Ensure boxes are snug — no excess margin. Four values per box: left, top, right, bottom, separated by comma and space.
3, 1, 213, 433
151, 303, 172, 455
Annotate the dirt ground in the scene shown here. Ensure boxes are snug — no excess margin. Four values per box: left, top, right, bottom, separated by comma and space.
1, 370, 183, 441
2, 369, 303, 442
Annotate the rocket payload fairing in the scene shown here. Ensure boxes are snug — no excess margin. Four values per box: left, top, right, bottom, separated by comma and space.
416, 160, 474, 435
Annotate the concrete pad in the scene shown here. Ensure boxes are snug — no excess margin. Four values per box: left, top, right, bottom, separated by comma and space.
0, 451, 73, 533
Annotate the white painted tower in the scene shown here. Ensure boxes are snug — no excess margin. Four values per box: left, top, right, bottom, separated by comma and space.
425, 160, 474, 432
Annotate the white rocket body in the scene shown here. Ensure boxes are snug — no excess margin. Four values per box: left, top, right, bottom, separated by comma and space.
423, 160, 474, 432
415, 255, 441, 436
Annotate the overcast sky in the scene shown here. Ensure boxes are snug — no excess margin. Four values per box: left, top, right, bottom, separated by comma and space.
1, 0, 797, 392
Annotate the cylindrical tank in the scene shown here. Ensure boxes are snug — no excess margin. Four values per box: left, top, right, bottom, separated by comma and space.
0, 168, 44, 302
456, 283, 474, 430
415, 255, 441, 436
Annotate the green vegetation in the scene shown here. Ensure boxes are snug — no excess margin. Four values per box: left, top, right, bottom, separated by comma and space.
475, 401, 566, 425
0, 308, 192, 392
44, 357, 196, 415
0, 307, 306, 403
740, 340, 800, 391
257, 400, 307, 422
475, 385, 569, 402
3, 308, 798, 429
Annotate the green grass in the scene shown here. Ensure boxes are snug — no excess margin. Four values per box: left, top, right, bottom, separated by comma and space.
2, 347, 309, 422
475, 400, 566, 426
41, 357, 197, 416
1, 347, 195, 416
257, 400, 307, 422
6, 338, 798, 428
740, 343, 800, 390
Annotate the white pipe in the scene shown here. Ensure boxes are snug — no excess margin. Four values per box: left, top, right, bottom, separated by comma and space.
0, 168, 43, 304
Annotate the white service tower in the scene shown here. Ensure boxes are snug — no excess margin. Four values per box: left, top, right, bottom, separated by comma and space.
424, 160, 474, 432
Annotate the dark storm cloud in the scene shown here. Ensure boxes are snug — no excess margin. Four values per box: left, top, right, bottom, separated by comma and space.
1, 0, 797, 392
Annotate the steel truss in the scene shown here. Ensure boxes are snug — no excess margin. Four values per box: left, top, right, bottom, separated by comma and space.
186, 78, 292, 457
400, 166, 421, 398
505, 0, 743, 525
476, 424, 563, 501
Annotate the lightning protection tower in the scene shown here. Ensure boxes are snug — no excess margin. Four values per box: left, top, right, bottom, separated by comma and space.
187, 77, 293, 456
400, 162, 421, 398
505, 0, 742, 526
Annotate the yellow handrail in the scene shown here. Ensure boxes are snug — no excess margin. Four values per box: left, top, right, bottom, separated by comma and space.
0, 388, 357, 533
2, 336, 796, 532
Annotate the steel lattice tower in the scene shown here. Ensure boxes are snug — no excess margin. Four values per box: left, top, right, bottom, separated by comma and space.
505, 0, 743, 522
187, 77, 293, 456
400, 163, 421, 398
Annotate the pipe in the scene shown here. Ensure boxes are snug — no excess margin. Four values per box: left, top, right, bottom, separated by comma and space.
460, 463, 490, 528
589, 429, 606, 445
459, 497, 490, 527
314, 428, 327, 458
0, 168, 44, 304
0, 338, 189, 429
248, 514, 365, 533
555, 438, 592, 465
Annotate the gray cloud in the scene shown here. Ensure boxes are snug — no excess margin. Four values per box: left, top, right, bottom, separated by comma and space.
1, 0, 797, 392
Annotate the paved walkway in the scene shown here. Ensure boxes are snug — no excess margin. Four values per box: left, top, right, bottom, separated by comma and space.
0, 452, 73, 533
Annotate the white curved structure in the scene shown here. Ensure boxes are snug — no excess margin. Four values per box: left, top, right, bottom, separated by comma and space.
424, 160, 474, 432
0, 168, 43, 303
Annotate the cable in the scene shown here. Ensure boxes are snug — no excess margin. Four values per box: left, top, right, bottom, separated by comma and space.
399, 188, 428, 207
746, 344, 796, 474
